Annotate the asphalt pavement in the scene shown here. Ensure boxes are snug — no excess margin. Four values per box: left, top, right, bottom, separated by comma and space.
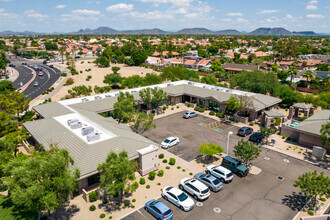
9, 58, 61, 100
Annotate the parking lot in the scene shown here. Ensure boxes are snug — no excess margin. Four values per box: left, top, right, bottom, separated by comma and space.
124, 111, 329, 220
142, 111, 248, 162
123, 148, 327, 220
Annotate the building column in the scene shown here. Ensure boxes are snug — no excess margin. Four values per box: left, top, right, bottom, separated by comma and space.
310, 107, 314, 116
294, 107, 299, 117
304, 109, 309, 117
266, 116, 272, 127
288, 106, 294, 119
261, 111, 266, 126
282, 117, 288, 124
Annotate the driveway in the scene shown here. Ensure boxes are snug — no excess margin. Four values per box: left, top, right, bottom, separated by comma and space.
142, 111, 249, 162
122, 148, 327, 220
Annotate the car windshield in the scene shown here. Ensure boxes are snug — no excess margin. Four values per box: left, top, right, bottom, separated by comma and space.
177, 193, 188, 202
212, 178, 221, 185
164, 209, 172, 216
201, 189, 209, 194
164, 139, 170, 143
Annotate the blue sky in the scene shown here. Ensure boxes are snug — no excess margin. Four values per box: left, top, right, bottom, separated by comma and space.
0, 0, 329, 33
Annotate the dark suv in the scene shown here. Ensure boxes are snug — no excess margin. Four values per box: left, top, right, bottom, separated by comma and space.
249, 132, 264, 143
237, 127, 253, 137
221, 156, 248, 177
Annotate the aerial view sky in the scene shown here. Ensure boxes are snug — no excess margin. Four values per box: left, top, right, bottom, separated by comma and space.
0, 0, 329, 33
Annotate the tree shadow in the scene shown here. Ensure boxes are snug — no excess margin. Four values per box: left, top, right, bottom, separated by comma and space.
195, 155, 220, 165
55, 202, 80, 220
97, 195, 132, 214
282, 191, 308, 211
303, 152, 330, 170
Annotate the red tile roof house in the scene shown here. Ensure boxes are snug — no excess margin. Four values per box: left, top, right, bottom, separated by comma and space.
168, 58, 184, 66
196, 59, 213, 69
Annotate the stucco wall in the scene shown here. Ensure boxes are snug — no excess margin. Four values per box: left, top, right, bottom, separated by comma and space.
298, 133, 323, 148
281, 125, 300, 140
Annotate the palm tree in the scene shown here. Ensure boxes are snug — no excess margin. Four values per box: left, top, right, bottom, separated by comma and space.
59, 47, 65, 64
288, 66, 298, 86
302, 70, 314, 88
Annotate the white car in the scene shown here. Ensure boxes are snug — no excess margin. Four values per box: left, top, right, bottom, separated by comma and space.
206, 165, 234, 183
161, 186, 194, 212
179, 178, 210, 201
161, 136, 179, 149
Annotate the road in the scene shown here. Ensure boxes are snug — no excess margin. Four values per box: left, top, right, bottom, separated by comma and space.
9, 57, 61, 100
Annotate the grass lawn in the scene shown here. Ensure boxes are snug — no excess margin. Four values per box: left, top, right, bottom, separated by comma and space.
0, 195, 38, 220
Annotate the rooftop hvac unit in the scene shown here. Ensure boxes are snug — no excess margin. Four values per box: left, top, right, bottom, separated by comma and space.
67, 118, 79, 126
95, 96, 102, 100
105, 94, 112, 98
188, 82, 194, 85
87, 133, 100, 142
131, 90, 137, 93
70, 121, 82, 129
82, 98, 89, 102
81, 126, 94, 136
167, 83, 173, 87
115, 93, 120, 96
226, 89, 231, 93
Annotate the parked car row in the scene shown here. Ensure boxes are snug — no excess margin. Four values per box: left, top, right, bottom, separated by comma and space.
145, 156, 249, 219
237, 126, 264, 144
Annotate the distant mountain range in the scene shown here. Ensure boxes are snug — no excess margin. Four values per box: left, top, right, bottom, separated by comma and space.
0, 27, 327, 36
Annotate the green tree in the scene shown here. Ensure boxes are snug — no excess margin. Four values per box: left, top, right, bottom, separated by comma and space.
316, 64, 329, 72
276, 85, 304, 106
3, 149, 80, 218
233, 139, 261, 167
210, 60, 224, 72
201, 75, 217, 85
121, 75, 144, 88
139, 88, 152, 110
97, 151, 137, 199
0, 80, 15, 94
226, 95, 243, 114
294, 171, 329, 207
130, 112, 156, 134
113, 92, 137, 123
207, 45, 219, 55
288, 66, 298, 86
320, 122, 330, 148
259, 126, 277, 144
229, 70, 279, 96
247, 54, 256, 63
198, 143, 224, 161
124, 57, 135, 66
151, 88, 167, 114
95, 56, 110, 68
103, 74, 123, 87
303, 70, 314, 88
143, 73, 162, 86
68, 85, 92, 97
112, 66, 120, 74
131, 50, 148, 66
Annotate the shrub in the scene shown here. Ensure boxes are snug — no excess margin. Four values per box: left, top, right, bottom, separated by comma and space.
89, 205, 96, 211
169, 158, 176, 165
139, 178, 146, 185
187, 103, 191, 107
64, 78, 74, 86
89, 191, 98, 202
203, 165, 206, 167
80, 70, 83, 73
158, 170, 164, 177
61, 72, 67, 77
148, 171, 156, 180
286, 137, 291, 141
102, 198, 108, 204
189, 172, 193, 176
132, 198, 136, 202
301, 116, 308, 121
166, 166, 170, 169
125, 202, 130, 207
162, 159, 168, 163
100, 213, 106, 218
171, 107, 174, 110
177, 166, 181, 169
158, 154, 164, 159
163, 106, 167, 110
131, 205, 135, 208
132, 181, 139, 190
216, 112, 225, 118
229, 116, 234, 121
292, 138, 296, 142
157, 182, 161, 185
307, 210, 314, 216
209, 111, 215, 116
320, 198, 326, 202
146, 185, 150, 189
282, 135, 286, 139
109, 216, 112, 219
204, 107, 209, 110
182, 169, 186, 172
177, 106, 179, 108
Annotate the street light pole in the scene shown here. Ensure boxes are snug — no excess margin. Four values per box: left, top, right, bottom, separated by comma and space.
227, 131, 233, 155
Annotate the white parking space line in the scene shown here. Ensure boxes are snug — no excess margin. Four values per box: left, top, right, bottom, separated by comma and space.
137, 210, 145, 217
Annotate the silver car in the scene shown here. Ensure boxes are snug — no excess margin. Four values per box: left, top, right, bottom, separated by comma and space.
194, 172, 223, 192
183, 111, 198, 119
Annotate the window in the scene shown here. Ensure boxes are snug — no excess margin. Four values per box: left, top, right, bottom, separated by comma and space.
199, 99, 205, 106
168, 192, 177, 200
209, 101, 220, 112
203, 178, 211, 184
